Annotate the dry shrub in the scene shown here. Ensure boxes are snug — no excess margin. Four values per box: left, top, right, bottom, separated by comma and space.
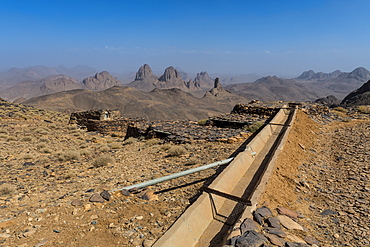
123, 137, 137, 145
7, 136, 16, 141
39, 137, 49, 142
93, 155, 115, 168
161, 143, 172, 151
333, 106, 347, 112
40, 148, 52, 154
0, 130, 8, 134
248, 121, 264, 133
0, 184, 16, 196
58, 150, 81, 161
110, 142, 122, 149
22, 154, 33, 160
185, 157, 199, 166
99, 145, 110, 152
168, 146, 187, 157
80, 149, 91, 157
145, 138, 160, 147
198, 119, 209, 125
332, 110, 347, 118
36, 143, 47, 149
21, 136, 33, 142
0, 134, 8, 139
358, 105, 370, 114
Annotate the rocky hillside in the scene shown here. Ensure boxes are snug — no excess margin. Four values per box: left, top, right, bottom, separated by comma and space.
340, 80, 370, 106
82, 71, 121, 91
225, 76, 322, 101
0, 75, 83, 102
21, 85, 248, 121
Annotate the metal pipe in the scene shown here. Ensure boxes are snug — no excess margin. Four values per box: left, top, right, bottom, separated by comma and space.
110, 157, 234, 192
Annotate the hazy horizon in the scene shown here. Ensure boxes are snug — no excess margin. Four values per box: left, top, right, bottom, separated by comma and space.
2, 0, 370, 77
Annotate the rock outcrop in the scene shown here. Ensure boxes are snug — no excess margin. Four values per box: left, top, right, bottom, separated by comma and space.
128, 64, 215, 93
193, 71, 213, 88
314, 95, 340, 106
40, 75, 82, 94
82, 71, 121, 91
204, 78, 231, 97
340, 80, 370, 106
128, 64, 159, 91
157, 66, 187, 89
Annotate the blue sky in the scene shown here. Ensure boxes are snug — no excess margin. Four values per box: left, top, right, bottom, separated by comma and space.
1, 0, 370, 76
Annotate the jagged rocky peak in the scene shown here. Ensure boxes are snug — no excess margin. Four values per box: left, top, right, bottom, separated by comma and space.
82, 71, 121, 91
135, 64, 154, 80
194, 71, 213, 88
159, 66, 182, 82
214, 77, 223, 89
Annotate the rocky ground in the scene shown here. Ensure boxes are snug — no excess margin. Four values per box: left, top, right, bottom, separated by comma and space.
0, 100, 369, 247
0, 100, 249, 247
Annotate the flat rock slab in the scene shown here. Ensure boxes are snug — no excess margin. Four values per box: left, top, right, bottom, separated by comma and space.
240, 218, 259, 234
236, 230, 268, 247
266, 217, 281, 229
320, 209, 338, 216
71, 199, 83, 206
89, 193, 105, 203
264, 227, 287, 238
256, 206, 273, 218
276, 215, 304, 231
277, 207, 299, 219
264, 233, 286, 246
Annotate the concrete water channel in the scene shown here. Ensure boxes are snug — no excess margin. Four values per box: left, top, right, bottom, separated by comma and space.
153, 105, 297, 247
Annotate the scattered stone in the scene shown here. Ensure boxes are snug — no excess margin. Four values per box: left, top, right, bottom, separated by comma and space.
121, 189, 131, 196
253, 211, 264, 225
89, 193, 105, 203
35, 239, 49, 247
304, 236, 320, 246
100, 190, 111, 201
276, 215, 304, 231
84, 204, 92, 211
0, 233, 12, 238
319, 209, 338, 216
263, 233, 286, 246
236, 230, 268, 247
285, 242, 309, 247
140, 190, 158, 201
285, 233, 306, 244
265, 217, 281, 229
264, 227, 287, 238
277, 207, 299, 219
240, 218, 259, 234
71, 199, 83, 206
256, 206, 273, 218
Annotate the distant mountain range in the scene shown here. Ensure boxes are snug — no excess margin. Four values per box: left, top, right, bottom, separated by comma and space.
0, 72, 121, 102
294, 67, 370, 99
1, 64, 370, 120
0, 65, 98, 91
